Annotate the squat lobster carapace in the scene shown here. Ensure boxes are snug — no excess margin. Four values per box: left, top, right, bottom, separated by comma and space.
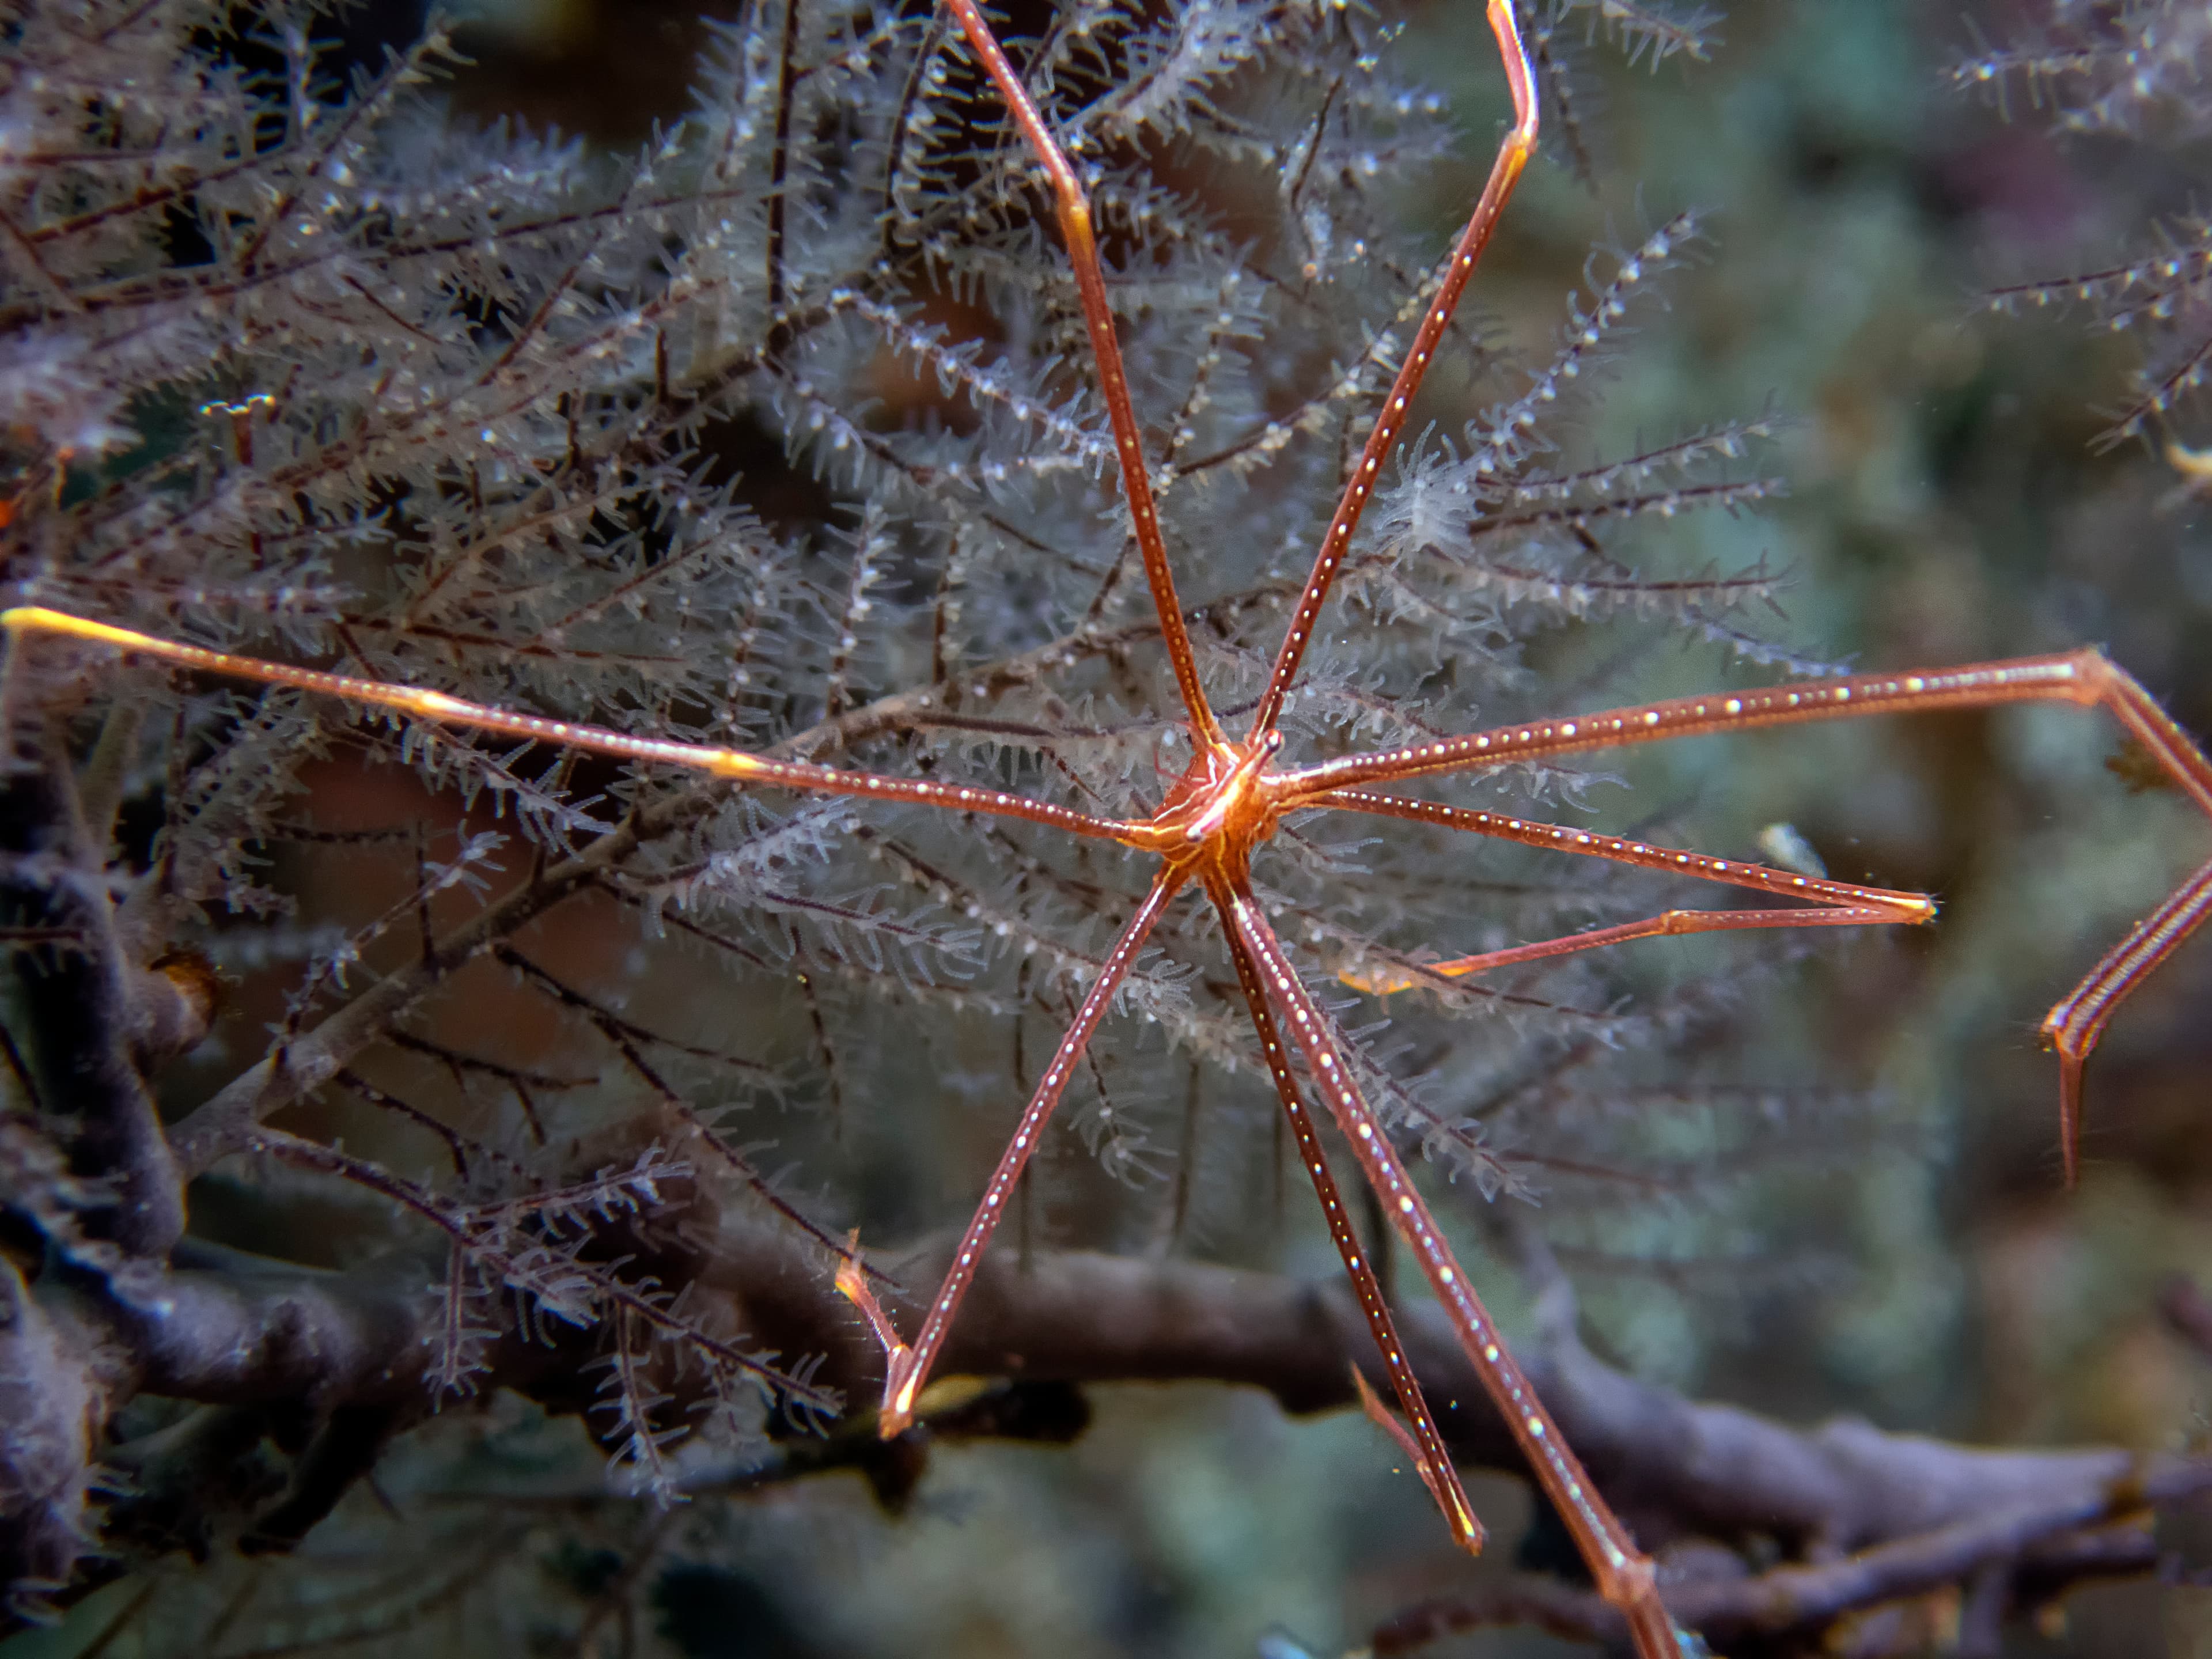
7, 3, 2212, 1654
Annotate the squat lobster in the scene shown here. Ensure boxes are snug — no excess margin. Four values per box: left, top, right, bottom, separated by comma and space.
7, 2, 2211, 1654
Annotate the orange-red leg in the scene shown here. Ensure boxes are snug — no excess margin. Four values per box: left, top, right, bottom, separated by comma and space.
1216, 886, 1483, 1551
2042, 854, 2212, 1184
1321, 789, 1935, 994
0, 607, 1137, 846
835, 869, 1185, 1433
1289, 649, 2212, 1180
1346, 904, 1920, 995
1218, 883, 1692, 1656
1249, 0, 1538, 737
1320, 789, 1936, 922
935, 0, 1222, 747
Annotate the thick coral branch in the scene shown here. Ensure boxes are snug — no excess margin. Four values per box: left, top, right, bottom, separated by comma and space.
10, 1206, 2200, 1652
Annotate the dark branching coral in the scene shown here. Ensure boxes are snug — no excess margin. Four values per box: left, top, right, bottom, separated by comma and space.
2, 2, 2208, 1656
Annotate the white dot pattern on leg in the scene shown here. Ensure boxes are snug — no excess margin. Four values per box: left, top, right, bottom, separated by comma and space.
1225, 888, 1641, 1577
1217, 900, 1482, 1546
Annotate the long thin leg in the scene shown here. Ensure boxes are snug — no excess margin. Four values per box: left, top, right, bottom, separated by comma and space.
1322, 788, 1936, 922
1283, 650, 2210, 805
1, 607, 1137, 845
1219, 884, 1692, 1659
1344, 905, 1918, 995
1248, 0, 1538, 738
1284, 649, 2212, 1175
1214, 884, 1483, 1551
836, 868, 1186, 1433
937, 0, 1222, 748
2043, 854, 2212, 1184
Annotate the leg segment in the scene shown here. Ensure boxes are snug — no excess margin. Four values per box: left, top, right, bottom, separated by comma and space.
836, 869, 1185, 1434
1219, 884, 1693, 1659
1, 607, 1137, 844
1322, 788, 1936, 920
936, 1, 1222, 746
1315, 788, 1935, 991
2042, 854, 2212, 1185
1346, 906, 1918, 996
1214, 885, 1483, 1551
1249, 0, 1538, 737
1284, 650, 2203, 803
1286, 649, 2212, 1175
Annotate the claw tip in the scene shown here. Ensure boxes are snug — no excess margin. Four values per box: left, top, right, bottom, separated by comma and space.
2056, 1055, 2085, 1191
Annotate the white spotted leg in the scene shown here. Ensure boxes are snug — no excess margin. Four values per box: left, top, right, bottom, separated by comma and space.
934, 0, 1226, 748
1214, 881, 1484, 1551
0, 608, 1134, 846
1219, 885, 1696, 1659
836, 869, 1186, 1434
1288, 649, 2212, 1185
1247, 0, 1539, 739
1321, 789, 1936, 993
2041, 853, 2212, 1183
